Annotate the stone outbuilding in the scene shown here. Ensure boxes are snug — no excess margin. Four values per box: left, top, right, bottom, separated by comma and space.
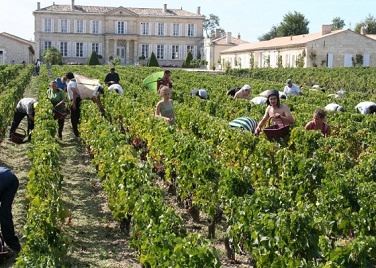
0, 32, 36, 64
220, 25, 376, 69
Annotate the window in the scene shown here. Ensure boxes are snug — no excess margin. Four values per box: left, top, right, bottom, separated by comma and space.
59, 19, 69, 33
116, 21, 126, 34
91, 20, 100, 34
172, 23, 180, 36
187, 24, 194, 37
171, 45, 179, 59
156, 45, 165, 60
157, 23, 165, 36
75, 42, 84, 57
140, 22, 150, 35
92, 43, 99, 54
75, 20, 85, 33
141, 44, 149, 58
60, 42, 68, 57
44, 41, 52, 51
43, 18, 53, 32
187, 45, 194, 54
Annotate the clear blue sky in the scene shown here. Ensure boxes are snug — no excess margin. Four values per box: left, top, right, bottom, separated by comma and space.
0, 0, 373, 42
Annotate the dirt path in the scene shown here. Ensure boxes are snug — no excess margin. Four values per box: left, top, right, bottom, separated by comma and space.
0, 76, 139, 267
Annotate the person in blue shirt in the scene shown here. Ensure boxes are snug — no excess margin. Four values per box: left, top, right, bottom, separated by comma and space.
56, 75, 68, 92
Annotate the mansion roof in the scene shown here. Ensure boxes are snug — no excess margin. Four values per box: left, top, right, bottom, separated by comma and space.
36, 4, 202, 17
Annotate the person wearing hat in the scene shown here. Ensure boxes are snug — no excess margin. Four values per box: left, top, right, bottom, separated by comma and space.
234, 84, 251, 100
284, 79, 302, 96
229, 117, 258, 134
8, 98, 37, 141
255, 89, 294, 135
324, 103, 344, 112
104, 67, 120, 86
190, 88, 208, 99
47, 80, 66, 139
157, 70, 173, 93
355, 101, 376, 114
0, 167, 21, 258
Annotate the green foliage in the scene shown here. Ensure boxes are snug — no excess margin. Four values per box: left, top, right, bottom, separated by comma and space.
111, 56, 121, 66
203, 14, 225, 38
332, 17, 346, 30
147, 52, 159, 67
42, 47, 62, 65
182, 51, 193, 68
355, 14, 376, 34
87, 50, 101, 65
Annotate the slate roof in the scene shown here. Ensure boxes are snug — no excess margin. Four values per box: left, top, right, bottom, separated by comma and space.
36, 4, 202, 17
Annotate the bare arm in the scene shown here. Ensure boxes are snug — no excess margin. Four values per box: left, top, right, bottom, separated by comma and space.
304, 121, 312, 130
255, 107, 271, 135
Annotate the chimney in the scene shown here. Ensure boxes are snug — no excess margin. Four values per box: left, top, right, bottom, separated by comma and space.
215, 29, 221, 39
37, 2, 40, 9
237, 33, 241, 39
163, 4, 167, 12
71, 0, 75, 11
197, 6, 201, 15
226, 32, 232, 44
321, 24, 332, 35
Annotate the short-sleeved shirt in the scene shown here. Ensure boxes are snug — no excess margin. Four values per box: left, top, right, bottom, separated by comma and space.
160, 100, 175, 124
251, 96, 267, 105
47, 88, 66, 111
108, 84, 124, 95
324, 103, 340, 111
284, 84, 301, 95
56, 77, 67, 91
16, 98, 37, 115
355, 101, 376, 114
67, 79, 79, 101
229, 117, 258, 133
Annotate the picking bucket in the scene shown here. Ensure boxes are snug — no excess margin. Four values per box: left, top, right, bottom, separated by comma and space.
10, 128, 26, 144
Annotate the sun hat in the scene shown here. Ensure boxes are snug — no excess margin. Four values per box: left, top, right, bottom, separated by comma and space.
286, 78, 292, 84
242, 84, 251, 90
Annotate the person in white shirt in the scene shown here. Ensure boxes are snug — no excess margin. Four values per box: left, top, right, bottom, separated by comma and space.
250, 96, 267, 105
9, 98, 37, 140
324, 103, 345, 112
283, 79, 302, 95
108, 84, 124, 95
355, 101, 376, 114
66, 72, 81, 138
234, 84, 251, 100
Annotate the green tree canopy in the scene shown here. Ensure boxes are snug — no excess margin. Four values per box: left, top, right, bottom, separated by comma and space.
182, 51, 193, 68
43, 47, 62, 65
258, 11, 309, 41
203, 14, 225, 38
331, 17, 346, 30
147, 52, 159, 67
355, 14, 376, 34
278, 11, 309, 36
87, 50, 100, 65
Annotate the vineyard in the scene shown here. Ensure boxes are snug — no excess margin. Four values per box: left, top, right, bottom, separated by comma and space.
1, 64, 376, 267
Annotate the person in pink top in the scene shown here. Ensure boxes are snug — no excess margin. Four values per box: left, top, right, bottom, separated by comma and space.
305, 108, 331, 136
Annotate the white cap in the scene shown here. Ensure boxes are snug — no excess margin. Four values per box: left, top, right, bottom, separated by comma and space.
198, 89, 208, 99
242, 84, 251, 90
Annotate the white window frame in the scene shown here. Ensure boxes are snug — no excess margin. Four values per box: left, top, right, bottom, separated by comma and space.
171, 23, 181, 36
156, 23, 166, 36
74, 20, 86, 33
140, 44, 150, 58
156, 45, 166, 60
90, 20, 101, 34
115, 21, 127, 34
186, 23, 195, 37
74, 42, 84, 57
58, 19, 70, 33
140, 22, 150, 35
59, 41, 68, 57
42, 18, 54, 32
171, 45, 181, 60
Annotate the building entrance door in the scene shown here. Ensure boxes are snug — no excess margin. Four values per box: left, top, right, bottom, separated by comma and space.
117, 47, 126, 64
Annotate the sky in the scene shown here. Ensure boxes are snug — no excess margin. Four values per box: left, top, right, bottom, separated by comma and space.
1, 0, 375, 43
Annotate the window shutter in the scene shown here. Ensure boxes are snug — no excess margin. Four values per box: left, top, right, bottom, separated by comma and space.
164, 23, 167, 36
148, 44, 152, 58
67, 20, 70, 33
51, 19, 54, 32
139, 44, 142, 57
58, 19, 61, 32
194, 46, 197, 58
155, 23, 158, 36
98, 20, 102, 34
90, 20, 93, 33
363, 54, 370, 66
179, 24, 182, 36
83, 42, 87, 58
185, 24, 188, 37
170, 23, 173, 36
72, 42, 76, 57
183, 46, 187, 58
88, 42, 92, 54
169, 45, 172, 59
74, 20, 77, 33
124, 21, 127, 34
83, 20, 86, 33
99, 43, 103, 56
42, 18, 45, 32
194, 24, 197, 37
179, 45, 183, 59
164, 45, 167, 60
67, 42, 71, 57
149, 22, 152, 35
140, 23, 143, 35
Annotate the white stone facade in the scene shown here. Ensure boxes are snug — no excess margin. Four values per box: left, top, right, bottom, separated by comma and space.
0, 32, 36, 64
33, 1, 204, 66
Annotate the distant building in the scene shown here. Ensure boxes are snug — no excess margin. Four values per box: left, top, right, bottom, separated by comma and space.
220, 25, 376, 68
0, 32, 35, 64
33, 1, 204, 65
204, 30, 248, 70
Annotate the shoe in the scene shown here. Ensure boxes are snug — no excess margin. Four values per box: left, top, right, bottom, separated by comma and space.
58, 133, 62, 140
69, 136, 78, 141
1, 248, 19, 259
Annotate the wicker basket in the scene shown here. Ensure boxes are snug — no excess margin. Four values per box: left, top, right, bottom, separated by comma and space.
54, 109, 68, 120
263, 118, 290, 141
10, 128, 26, 144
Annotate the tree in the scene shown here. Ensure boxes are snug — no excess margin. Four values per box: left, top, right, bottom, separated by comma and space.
147, 52, 159, 67
203, 14, 224, 38
258, 25, 278, 41
331, 17, 345, 30
43, 47, 62, 65
87, 50, 100, 65
355, 14, 376, 34
182, 51, 193, 68
278, 11, 309, 37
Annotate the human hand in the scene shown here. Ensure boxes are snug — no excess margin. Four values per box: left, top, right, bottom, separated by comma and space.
273, 113, 281, 118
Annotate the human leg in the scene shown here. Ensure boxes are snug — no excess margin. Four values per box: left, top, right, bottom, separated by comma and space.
8, 112, 26, 138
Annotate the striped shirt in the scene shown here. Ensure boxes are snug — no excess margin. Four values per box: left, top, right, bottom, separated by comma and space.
229, 117, 258, 133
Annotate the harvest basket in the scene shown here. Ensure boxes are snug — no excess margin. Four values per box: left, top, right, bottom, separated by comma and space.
263, 118, 290, 141
54, 109, 68, 120
10, 128, 26, 144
